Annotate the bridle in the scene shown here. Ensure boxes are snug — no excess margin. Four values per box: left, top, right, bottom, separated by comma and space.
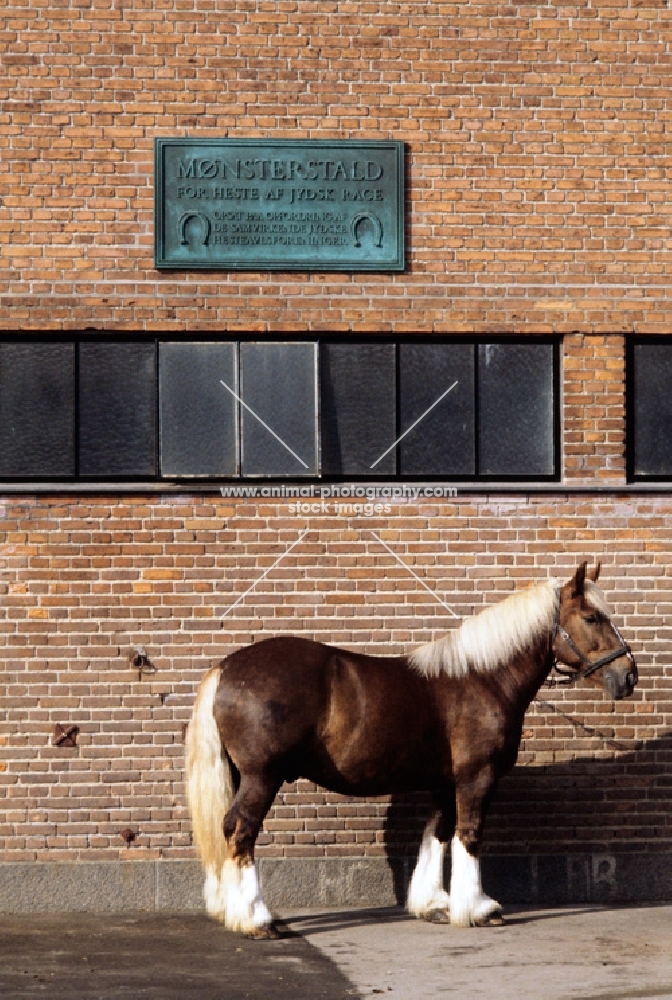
551, 593, 635, 684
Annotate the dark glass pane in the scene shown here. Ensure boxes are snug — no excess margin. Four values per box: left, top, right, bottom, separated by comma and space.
0, 343, 75, 477
633, 344, 672, 476
159, 342, 237, 477
240, 342, 317, 476
79, 342, 157, 477
399, 344, 475, 475
320, 343, 396, 475
478, 343, 555, 476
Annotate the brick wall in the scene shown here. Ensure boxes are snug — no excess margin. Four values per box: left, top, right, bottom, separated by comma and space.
0, 465, 670, 861
1, 1, 671, 882
3, 1, 672, 332
563, 334, 627, 482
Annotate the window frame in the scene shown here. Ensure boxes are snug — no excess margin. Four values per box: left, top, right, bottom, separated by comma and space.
0, 333, 561, 486
627, 336, 672, 482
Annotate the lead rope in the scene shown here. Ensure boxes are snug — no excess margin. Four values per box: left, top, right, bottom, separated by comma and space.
531, 696, 642, 752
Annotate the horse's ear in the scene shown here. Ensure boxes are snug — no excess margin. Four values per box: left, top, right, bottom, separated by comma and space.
572, 561, 588, 597
589, 562, 601, 583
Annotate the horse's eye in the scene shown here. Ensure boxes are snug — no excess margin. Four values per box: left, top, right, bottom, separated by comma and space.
583, 615, 597, 624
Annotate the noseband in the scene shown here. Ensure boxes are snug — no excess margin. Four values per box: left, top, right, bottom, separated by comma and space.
551, 595, 635, 684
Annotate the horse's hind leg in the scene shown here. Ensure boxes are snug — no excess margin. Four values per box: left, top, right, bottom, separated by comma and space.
220, 772, 281, 938
406, 797, 455, 921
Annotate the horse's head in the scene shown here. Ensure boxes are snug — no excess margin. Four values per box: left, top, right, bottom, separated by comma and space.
554, 562, 638, 700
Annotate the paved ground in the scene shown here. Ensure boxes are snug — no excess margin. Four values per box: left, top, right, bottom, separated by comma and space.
288, 904, 672, 1000
0, 904, 670, 1000
0, 913, 354, 1000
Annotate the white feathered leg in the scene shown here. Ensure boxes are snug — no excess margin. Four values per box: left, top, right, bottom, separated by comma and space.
218, 858, 273, 934
449, 835, 501, 927
407, 814, 451, 919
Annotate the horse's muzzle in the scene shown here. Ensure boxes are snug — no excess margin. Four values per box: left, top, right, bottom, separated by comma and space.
603, 659, 638, 700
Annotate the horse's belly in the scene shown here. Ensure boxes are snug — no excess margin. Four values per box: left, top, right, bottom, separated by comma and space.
303, 720, 442, 797
299, 756, 436, 798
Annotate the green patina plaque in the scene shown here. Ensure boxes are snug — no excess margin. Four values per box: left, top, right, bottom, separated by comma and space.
154, 139, 404, 271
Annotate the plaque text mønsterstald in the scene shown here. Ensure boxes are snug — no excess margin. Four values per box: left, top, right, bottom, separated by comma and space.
154, 139, 404, 271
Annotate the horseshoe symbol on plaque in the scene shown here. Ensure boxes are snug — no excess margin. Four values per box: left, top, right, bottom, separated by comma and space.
350, 212, 383, 248
178, 212, 211, 248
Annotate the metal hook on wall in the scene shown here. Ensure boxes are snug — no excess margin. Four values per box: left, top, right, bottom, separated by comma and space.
127, 646, 156, 680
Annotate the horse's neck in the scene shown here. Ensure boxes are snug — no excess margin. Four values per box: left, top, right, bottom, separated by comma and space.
495, 632, 555, 709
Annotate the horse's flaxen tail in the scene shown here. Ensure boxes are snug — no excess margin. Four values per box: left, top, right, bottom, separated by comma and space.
185, 665, 235, 916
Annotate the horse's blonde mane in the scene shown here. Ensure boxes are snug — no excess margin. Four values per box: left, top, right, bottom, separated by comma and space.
409, 577, 612, 679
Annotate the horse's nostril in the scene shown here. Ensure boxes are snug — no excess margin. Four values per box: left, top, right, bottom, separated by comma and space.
627, 670, 637, 690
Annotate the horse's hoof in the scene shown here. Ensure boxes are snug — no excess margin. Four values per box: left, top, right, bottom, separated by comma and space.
245, 922, 280, 940
426, 909, 451, 924
475, 912, 505, 927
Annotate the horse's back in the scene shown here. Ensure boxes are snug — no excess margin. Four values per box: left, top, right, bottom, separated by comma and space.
216, 635, 421, 716
220, 635, 335, 682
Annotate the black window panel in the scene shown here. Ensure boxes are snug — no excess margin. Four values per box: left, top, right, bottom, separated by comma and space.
478, 343, 555, 477
159, 342, 238, 478
632, 343, 672, 476
399, 343, 475, 476
0, 336, 560, 483
240, 342, 317, 476
79, 342, 157, 477
0, 343, 75, 477
320, 343, 396, 475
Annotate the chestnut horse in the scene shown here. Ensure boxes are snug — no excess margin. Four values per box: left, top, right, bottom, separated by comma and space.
186, 562, 637, 937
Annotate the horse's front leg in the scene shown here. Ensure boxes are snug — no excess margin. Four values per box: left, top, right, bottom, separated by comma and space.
450, 771, 503, 928
406, 797, 455, 922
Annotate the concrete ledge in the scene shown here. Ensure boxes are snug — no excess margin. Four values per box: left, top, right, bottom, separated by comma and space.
0, 855, 669, 913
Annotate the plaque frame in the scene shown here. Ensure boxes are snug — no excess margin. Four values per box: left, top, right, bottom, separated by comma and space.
154, 138, 405, 272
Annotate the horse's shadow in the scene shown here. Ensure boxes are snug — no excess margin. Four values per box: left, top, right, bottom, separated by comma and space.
382, 733, 672, 906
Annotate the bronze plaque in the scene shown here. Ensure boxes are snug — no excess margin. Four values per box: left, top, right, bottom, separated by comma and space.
154, 139, 404, 271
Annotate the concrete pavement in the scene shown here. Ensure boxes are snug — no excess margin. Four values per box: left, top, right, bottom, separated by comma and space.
0, 904, 670, 999
0, 912, 354, 1000
285, 904, 672, 1000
